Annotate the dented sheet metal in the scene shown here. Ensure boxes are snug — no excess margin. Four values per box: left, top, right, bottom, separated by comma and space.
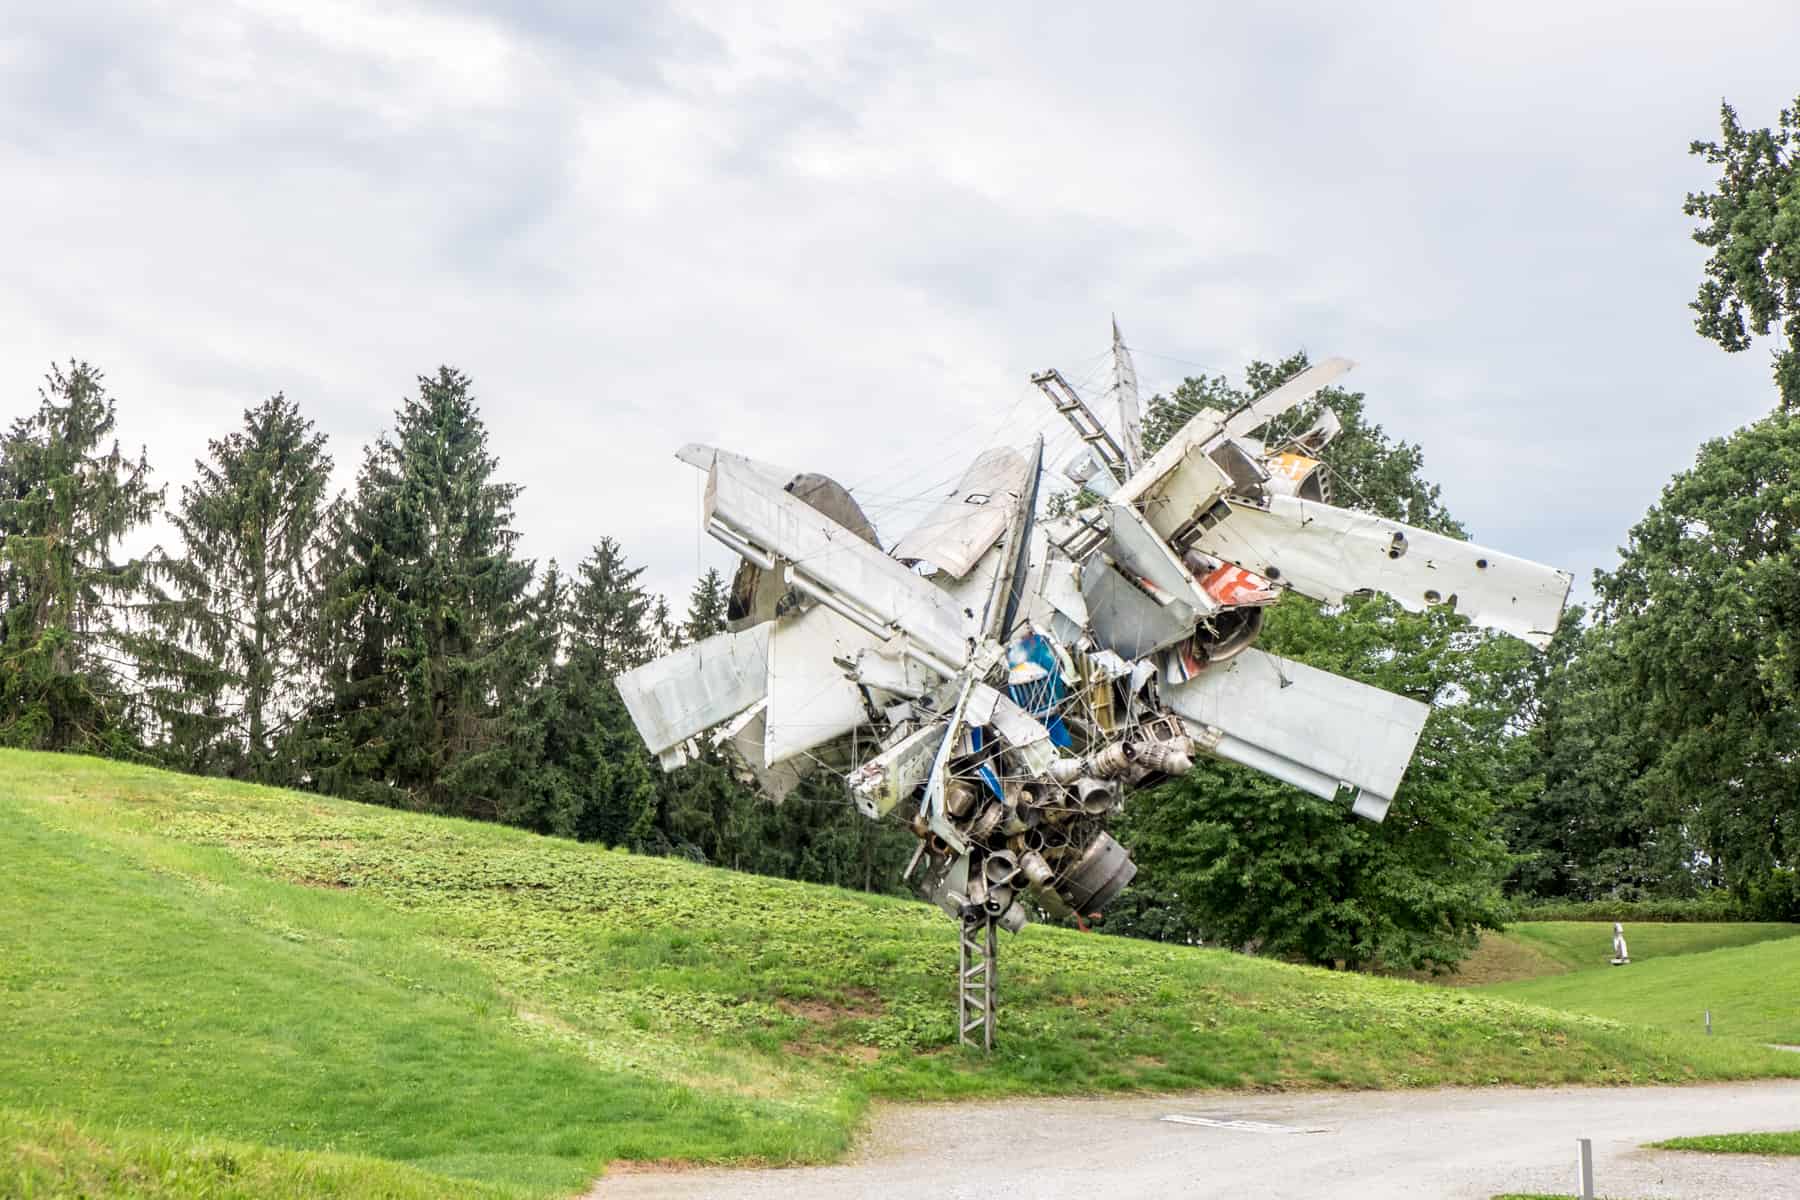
705, 456, 971, 672
616, 624, 770, 756
763, 605, 885, 766
1162, 648, 1429, 819
720, 702, 811, 804
1191, 495, 1573, 648
892, 447, 1034, 579
848, 722, 946, 818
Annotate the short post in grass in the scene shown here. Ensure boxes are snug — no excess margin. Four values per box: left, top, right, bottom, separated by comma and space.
1576, 1137, 1595, 1200
1705, 1008, 1712, 1036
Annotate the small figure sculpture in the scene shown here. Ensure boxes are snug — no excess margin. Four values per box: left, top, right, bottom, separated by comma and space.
1611, 921, 1630, 965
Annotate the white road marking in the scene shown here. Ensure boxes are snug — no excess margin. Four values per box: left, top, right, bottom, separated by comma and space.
1160, 1115, 1330, 1134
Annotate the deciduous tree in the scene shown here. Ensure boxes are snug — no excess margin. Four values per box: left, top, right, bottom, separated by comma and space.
1686, 97, 1800, 411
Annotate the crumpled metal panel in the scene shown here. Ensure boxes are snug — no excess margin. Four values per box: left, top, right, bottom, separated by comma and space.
1104, 502, 1217, 616
1108, 359, 1353, 521
1161, 647, 1429, 819
1192, 495, 1573, 648
764, 604, 886, 766
616, 624, 770, 757
720, 702, 811, 804
847, 722, 946, 818
1079, 557, 1195, 660
892, 447, 1034, 579
703, 455, 972, 672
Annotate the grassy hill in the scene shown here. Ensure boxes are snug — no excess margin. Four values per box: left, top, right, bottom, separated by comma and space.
1480, 934, 1800, 1044
1434, 921, 1800, 987
5, 750, 1799, 1198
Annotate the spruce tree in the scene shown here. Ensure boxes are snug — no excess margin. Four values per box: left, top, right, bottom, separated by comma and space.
529, 539, 660, 844
0, 363, 161, 752
307, 367, 537, 818
682, 567, 728, 643
132, 396, 333, 779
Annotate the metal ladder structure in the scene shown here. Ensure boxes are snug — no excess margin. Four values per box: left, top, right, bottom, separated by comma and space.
1031, 368, 1130, 482
957, 912, 998, 1051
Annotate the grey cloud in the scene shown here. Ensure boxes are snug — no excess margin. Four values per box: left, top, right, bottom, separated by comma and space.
5, 0, 1800, 607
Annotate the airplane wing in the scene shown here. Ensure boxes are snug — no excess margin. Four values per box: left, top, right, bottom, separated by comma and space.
1189, 495, 1573, 648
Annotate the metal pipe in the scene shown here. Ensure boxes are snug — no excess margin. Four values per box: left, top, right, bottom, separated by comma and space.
704, 519, 776, 570
984, 851, 1020, 885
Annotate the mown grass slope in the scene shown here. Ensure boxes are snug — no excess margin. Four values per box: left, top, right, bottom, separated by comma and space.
1504, 921, 1800, 972
1482, 935, 1800, 1044
1428, 921, 1800, 987
6, 750, 1799, 1197
2, 1108, 511, 1199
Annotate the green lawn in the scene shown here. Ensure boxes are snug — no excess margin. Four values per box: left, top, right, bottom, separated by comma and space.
2, 1108, 510, 1199
1481, 934, 1800, 1044
1432, 920, 1800, 988
5, 750, 1799, 1198
1504, 921, 1800, 972
1652, 1130, 1800, 1155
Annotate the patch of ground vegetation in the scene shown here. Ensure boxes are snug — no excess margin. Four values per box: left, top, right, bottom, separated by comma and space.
1480, 934, 1800, 1044
5, 751, 1799, 1197
1650, 1130, 1800, 1155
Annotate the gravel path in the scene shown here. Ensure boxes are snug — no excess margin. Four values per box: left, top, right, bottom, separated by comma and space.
593, 1082, 1800, 1199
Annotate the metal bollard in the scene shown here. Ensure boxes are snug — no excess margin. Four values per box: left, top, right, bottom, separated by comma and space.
1577, 1137, 1595, 1200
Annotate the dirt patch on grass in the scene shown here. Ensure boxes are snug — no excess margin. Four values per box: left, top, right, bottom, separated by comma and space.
1404, 932, 1569, 987
296, 876, 354, 889
778, 989, 885, 1023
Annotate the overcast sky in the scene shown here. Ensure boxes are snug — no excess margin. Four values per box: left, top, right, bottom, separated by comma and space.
5, 1, 1797, 606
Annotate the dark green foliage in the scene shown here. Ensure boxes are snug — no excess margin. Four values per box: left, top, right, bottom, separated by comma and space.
1109, 355, 1514, 970
1501, 613, 1670, 900
130, 396, 334, 781
1110, 597, 1523, 971
303, 368, 541, 819
0, 363, 160, 753
1517, 897, 1744, 923
525, 540, 662, 845
682, 567, 728, 644
1591, 410, 1799, 897
1686, 97, 1800, 410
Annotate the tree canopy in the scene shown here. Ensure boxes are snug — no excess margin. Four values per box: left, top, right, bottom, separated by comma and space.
1687, 96, 1800, 410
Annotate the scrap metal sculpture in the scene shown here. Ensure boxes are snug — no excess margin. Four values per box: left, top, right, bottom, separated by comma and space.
617, 327, 1571, 1047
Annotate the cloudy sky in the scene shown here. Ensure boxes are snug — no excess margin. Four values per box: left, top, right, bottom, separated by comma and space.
5, 1, 1797, 606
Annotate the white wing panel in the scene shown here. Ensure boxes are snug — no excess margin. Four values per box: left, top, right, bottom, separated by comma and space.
891, 447, 1033, 579
1161, 648, 1429, 819
1192, 496, 1572, 648
704, 459, 973, 670
764, 605, 884, 765
616, 625, 770, 757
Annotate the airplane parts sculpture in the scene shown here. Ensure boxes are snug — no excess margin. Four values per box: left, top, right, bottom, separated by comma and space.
616, 328, 1570, 1046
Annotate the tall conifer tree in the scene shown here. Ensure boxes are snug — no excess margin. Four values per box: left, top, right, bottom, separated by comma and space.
0, 363, 160, 752
132, 396, 333, 778
528, 539, 660, 844
307, 367, 537, 817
